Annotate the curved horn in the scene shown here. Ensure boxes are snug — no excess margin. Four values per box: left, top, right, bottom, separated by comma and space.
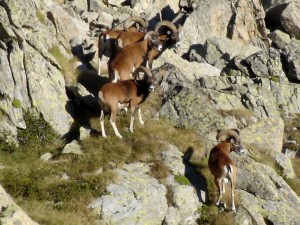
124, 16, 148, 31
133, 66, 153, 80
154, 20, 178, 34
143, 31, 157, 40
216, 129, 240, 143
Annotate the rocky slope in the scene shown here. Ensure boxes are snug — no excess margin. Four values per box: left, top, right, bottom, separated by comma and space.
1, 0, 300, 224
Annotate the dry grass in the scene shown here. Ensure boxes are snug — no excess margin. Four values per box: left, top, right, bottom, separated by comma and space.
218, 108, 258, 128
287, 158, 300, 195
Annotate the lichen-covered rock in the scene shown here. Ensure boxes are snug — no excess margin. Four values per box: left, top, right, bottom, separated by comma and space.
158, 64, 226, 137
275, 153, 295, 179
152, 49, 221, 81
234, 154, 300, 225
203, 36, 261, 69
0, 185, 39, 225
89, 163, 168, 225
178, 0, 268, 56
160, 144, 185, 175
0, 0, 80, 139
62, 140, 83, 155
241, 117, 284, 156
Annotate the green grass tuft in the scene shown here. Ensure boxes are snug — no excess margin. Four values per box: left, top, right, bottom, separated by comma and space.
174, 175, 191, 185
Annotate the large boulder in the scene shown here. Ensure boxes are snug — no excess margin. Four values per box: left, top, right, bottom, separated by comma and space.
178, 0, 268, 56
281, 1, 300, 39
89, 163, 168, 225
233, 153, 300, 225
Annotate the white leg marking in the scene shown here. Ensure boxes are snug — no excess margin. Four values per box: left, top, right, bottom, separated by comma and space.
222, 178, 226, 194
229, 168, 236, 212
216, 179, 222, 206
138, 108, 144, 125
130, 113, 134, 133
110, 119, 122, 139
100, 110, 106, 138
98, 58, 101, 76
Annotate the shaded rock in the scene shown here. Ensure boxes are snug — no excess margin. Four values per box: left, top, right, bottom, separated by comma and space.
284, 39, 300, 82
268, 29, 291, 50
281, 1, 300, 39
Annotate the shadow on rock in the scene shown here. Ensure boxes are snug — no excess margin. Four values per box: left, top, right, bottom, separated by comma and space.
183, 146, 208, 204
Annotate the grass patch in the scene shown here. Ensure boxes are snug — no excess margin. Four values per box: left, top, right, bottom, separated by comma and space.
283, 114, 300, 152
197, 204, 235, 225
0, 113, 114, 224
175, 175, 191, 185
218, 108, 258, 127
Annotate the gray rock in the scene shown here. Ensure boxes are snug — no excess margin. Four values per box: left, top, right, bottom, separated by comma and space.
40, 152, 53, 161
178, 0, 268, 56
172, 185, 200, 224
281, 1, 300, 39
158, 64, 226, 137
275, 153, 295, 179
62, 140, 83, 155
285, 39, 300, 82
90, 162, 168, 225
203, 36, 261, 69
152, 49, 221, 81
268, 30, 291, 50
161, 144, 185, 175
241, 117, 284, 157
163, 207, 181, 225
234, 153, 300, 225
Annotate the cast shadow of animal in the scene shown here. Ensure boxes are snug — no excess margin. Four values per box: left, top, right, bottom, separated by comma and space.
71, 42, 96, 66
63, 63, 110, 144
183, 146, 208, 204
